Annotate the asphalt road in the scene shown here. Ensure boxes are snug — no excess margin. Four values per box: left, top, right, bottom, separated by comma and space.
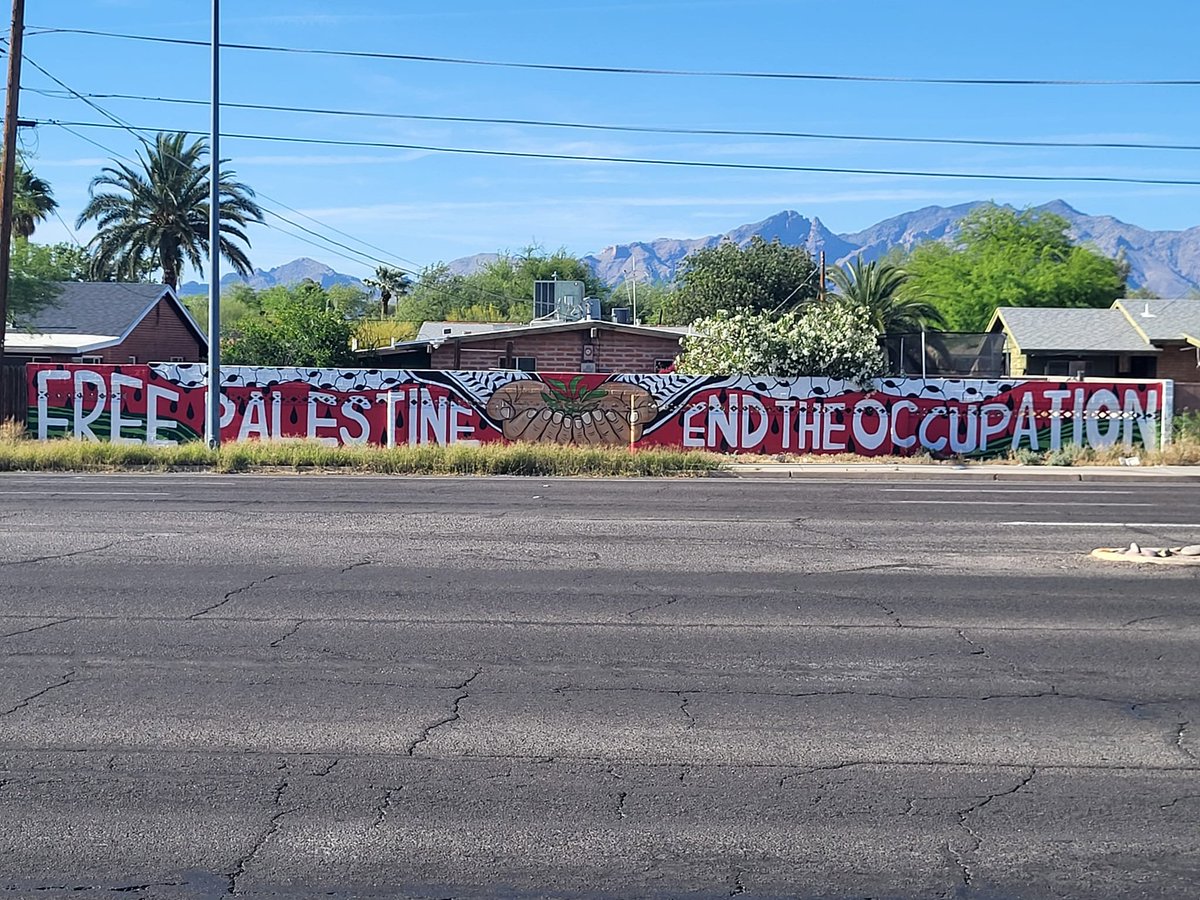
1, 473, 1198, 900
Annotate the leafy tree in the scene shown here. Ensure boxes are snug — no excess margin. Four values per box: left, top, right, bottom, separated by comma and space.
362, 264, 412, 318
6, 240, 67, 324
829, 256, 945, 333
223, 282, 355, 367
675, 305, 884, 383
76, 131, 264, 289
667, 237, 818, 325
13, 163, 58, 239
905, 206, 1126, 331
398, 248, 606, 325
609, 279, 675, 324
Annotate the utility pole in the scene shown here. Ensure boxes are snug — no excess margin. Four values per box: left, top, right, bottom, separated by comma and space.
817, 250, 826, 303
0, 0, 26, 363
205, 0, 221, 447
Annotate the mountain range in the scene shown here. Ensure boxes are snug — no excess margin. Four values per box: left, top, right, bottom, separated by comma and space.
179, 258, 365, 297
576, 201, 1200, 296
183, 201, 1200, 298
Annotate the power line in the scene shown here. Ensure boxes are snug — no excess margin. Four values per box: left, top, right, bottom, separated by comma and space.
51, 116, 529, 309
33, 118, 1200, 188
25, 88, 1200, 154
25, 25, 1200, 87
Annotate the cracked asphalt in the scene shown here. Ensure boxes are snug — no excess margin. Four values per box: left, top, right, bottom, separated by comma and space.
0, 472, 1198, 900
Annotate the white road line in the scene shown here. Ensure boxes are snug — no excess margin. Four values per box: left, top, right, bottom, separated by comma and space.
881, 488, 1138, 495
1001, 521, 1200, 528
852, 500, 1157, 507
0, 491, 170, 497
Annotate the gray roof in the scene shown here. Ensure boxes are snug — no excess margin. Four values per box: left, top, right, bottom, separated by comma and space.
1113, 298, 1200, 342
992, 307, 1156, 354
15, 282, 179, 336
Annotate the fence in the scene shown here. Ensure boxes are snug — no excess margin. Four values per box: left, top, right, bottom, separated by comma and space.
24, 362, 1173, 458
0, 362, 24, 424
881, 332, 1007, 378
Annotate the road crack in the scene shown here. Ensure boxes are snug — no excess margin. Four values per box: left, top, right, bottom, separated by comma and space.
407, 669, 482, 757
626, 597, 679, 618
0, 540, 128, 568
673, 692, 696, 729
226, 760, 291, 895
370, 786, 402, 829
339, 560, 373, 575
0, 617, 76, 639
947, 767, 1036, 889
269, 619, 305, 648
1, 669, 76, 716
191, 575, 278, 620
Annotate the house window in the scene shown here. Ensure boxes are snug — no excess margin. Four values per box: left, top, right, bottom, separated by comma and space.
128, 355, 138, 364
75, 355, 103, 364
170, 356, 185, 363
28, 356, 50, 363
495, 355, 537, 371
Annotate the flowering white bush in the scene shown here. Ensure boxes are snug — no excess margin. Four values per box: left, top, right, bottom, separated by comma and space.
676, 303, 885, 383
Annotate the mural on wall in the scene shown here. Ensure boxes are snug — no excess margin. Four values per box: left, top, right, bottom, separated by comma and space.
27, 363, 1171, 457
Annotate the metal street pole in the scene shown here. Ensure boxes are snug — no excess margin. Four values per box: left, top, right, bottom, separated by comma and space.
205, 0, 221, 447
0, 0, 26, 363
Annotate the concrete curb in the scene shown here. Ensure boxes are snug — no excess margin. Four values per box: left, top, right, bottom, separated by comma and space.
727, 464, 1200, 482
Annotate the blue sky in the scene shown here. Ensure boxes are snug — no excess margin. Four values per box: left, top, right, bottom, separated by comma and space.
18, 0, 1200, 281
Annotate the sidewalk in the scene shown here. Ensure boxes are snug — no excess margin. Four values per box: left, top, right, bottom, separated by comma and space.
727, 463, 1200, 482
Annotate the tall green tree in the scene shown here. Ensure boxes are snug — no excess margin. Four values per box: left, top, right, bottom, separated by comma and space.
667, 236, 818, 325
829, 256, 945, 333
76, 131, 264, 290
905, 206, 1126, 331
223, 282, 355, 367
397, 247, 606, 325
362, 264, 412, 318
13, 163, 58, 239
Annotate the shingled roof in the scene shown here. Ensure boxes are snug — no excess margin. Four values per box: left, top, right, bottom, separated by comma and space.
989, 307, 1157, 354
1113, 298, 1200, 343
7, 283, 206, 355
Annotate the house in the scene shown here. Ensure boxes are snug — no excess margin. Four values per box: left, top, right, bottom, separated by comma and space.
363, 318, 693, 373
1112, 298, 1200, 385
5, 282, 207, 364
987, 307, 1159, 379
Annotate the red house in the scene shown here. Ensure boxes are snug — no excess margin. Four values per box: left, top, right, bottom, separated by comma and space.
5, 282, 206, 365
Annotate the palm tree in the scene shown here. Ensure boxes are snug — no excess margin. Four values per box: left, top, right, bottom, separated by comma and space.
829, 255, 946, 333
13, 163, 58, 239
362, 264, 412, 318
76, 132, 264, 289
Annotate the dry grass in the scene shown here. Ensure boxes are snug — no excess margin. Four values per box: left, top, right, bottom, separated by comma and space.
0, 426, 724, 477
3, 415, 1197, 472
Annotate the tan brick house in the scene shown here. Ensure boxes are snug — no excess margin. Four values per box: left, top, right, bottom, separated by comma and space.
364, 319, 692, 373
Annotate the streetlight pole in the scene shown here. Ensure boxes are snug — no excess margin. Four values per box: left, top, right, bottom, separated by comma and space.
205, 0, 221, 447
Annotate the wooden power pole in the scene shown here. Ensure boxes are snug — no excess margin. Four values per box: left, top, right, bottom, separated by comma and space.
0, 0, 25, 362
818, 250, 826, 302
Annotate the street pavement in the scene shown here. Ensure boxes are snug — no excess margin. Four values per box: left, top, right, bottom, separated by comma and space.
0, 473, 1198, 900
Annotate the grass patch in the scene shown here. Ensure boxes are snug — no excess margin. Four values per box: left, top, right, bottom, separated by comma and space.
0, 425, 724, 476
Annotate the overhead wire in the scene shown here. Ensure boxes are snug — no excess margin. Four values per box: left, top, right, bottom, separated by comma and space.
25, 26, 1200, 86
48, 117, 529, 311
31, 118, 1200, 187
24, 88, 1200, 154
